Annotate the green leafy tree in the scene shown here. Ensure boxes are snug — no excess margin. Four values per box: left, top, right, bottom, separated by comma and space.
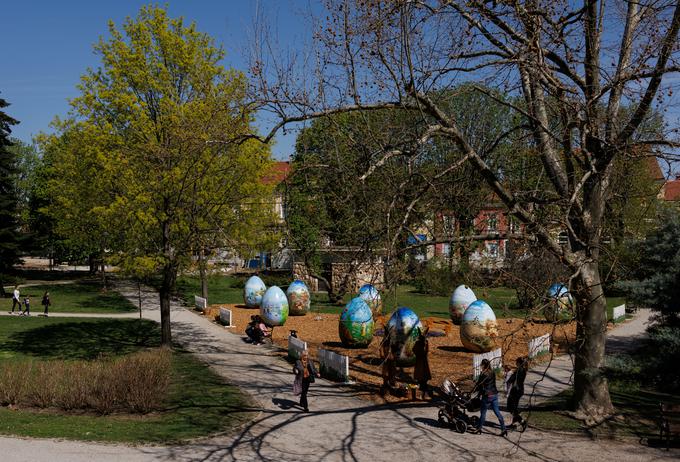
47, 6, 274, 345
619, 207, 680, 323
0, 96, 21, 293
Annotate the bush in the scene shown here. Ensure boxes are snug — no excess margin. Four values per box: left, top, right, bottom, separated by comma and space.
0, 348, 172, 414
643, 325, 680, 393
116, 349, 172, 413
0, 360, 31, 406
411, 258, 475, 296
502, 244, 570, 311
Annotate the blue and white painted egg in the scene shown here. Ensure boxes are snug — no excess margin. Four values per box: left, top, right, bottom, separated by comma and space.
358, 284, 382, 315
386, 307, 423, 366
449, 285, 477, 325
260, 286, 289, 326
243, 275, 266, 308
339, 297, 374, 347
460, 300, 498, 353
544, 283, 574, 322
286, 280, 310, 316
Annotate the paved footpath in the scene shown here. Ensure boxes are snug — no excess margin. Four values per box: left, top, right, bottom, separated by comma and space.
1, 283, 675, 462
523, 307, 653, 404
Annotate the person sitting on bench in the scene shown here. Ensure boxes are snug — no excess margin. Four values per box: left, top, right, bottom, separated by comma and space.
245, 315, 271, 345
245, 315, 259, 343
255, 317, 272, 344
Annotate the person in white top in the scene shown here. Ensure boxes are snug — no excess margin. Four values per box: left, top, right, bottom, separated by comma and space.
11, 285, 22, 313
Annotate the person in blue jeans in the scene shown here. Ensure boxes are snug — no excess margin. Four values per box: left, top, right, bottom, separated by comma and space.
473, 358, 507, 436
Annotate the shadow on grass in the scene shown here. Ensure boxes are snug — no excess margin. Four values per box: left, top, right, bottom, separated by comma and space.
1, 319, 160, 360
9, 269, 89, 282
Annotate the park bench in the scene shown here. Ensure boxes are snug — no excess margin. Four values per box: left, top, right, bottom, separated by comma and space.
660, 402, 680, 450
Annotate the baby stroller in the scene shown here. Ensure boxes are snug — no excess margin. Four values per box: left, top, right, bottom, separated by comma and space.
437, 379, 481, 433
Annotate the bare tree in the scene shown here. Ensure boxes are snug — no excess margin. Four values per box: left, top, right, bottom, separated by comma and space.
250, 0, 680, 421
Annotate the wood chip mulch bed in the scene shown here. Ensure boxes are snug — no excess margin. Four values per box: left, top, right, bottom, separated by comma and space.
201, 303, 590, 402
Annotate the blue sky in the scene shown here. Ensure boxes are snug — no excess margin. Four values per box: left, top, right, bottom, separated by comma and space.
1, 0, 308, 159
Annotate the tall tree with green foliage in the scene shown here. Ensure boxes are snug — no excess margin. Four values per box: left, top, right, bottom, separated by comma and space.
46, 6, 274, 345
287, 85, 528, 300
0, 96, 21, 293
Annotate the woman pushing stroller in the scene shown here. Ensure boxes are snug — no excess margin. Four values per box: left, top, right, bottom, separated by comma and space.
472, 358, 507, 436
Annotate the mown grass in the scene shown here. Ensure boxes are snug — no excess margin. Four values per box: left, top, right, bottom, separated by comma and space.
310, 284, 526, 319
0, 317, 252, 443
175, 274, 245, 306
3, 280, 136, 314
174, 275, 627, 321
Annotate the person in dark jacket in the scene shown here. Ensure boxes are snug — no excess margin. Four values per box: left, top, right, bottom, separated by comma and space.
506, 356, 528, 427
413, 332, 433, 399
41, 291, 51, 317
473, 358, 507, 436
293, 350, 320, 412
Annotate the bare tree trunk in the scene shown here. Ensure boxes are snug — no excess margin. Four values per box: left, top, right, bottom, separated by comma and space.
88, 254, 97, 274
573, 260, 613, 421
198, 248, 208, 300
160, 221, 174, 346
138, 281, 143, 320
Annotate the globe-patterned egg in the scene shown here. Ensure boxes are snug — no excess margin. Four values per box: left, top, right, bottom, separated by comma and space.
358, 284, 382, 315
449, 285, 477, 325
260, 286, 289, 326
544, 283, 574, 322
286, 280, 310, 316
386, 307, 423, 366
243, 275, 266, 308
460, 300, 498, 353
339, 297, 374, 347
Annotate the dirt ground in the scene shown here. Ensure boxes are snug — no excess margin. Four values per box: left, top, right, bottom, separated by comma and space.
205, 303, 579, 401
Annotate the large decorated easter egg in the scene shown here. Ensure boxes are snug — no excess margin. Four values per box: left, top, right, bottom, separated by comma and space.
286, 280, 310, 316
358, 284, 382, 315
386, 307, 423, 366
460, 300, 498, 353
339, 297, 374, 347
449, 285, 477, 325
243, 276, 266, 308
260, 286, 289, 326
544, 283, 574, 322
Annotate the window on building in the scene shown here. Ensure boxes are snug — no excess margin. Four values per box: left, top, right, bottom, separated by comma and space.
443, 215, 456, 235
442, 243, 451, 256
509, 218, 519, 234
558, 231, 569, 246
487, 214, 498, 233
487, 242, 499, 258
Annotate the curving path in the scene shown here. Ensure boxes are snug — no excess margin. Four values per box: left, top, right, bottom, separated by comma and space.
1, 282, 674, 462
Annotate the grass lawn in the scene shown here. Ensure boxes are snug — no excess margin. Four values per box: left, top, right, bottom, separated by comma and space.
310, 285, 525, 319
175, 274, 245, 306
0, 317, 253, 443
174, 275, 628, 321
3, 280, 136, 314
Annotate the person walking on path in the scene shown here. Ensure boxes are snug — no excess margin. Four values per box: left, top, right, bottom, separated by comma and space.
41, 291, 50, 317
507, 356, 528, 429
11, 285, 22, 314
293, 350, 320, 412
413, 332, 433, 399
22, 295, 31, 316
473, 359, 507, 436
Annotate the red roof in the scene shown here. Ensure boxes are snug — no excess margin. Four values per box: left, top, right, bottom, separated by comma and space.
664, 180, 680, 201
262, 161, 290, 186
